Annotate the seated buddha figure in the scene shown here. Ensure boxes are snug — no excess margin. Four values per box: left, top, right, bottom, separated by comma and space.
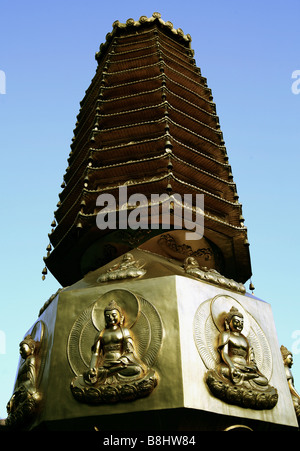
71, 298, 158, 404
206, 305, 278, 409
85, 300, 145, 385
217, 306, 268, 387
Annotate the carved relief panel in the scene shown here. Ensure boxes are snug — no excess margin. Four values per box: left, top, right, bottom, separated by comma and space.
68, 289, 162, 404
193, 295, 278, 410
6, 321, 47, 429
281, 345, 300, 421
97, 253, 146, 283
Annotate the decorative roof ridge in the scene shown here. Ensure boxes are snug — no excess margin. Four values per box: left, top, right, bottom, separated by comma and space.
108, 48, 160, 64
102, 60, 162, 75
171, 174, 240, 207
102, 59, 203, 89
90, 134, 167, 152
94, 116, 165, 133
112, 41, 157, 55
89, 136, 229, 168
108, 46, 194, 74
170, 136, 229, 167
170, 154, 235, 186
97, 100, 221, 137
52, 190, 84, 228
83, 173, 240, 208
61, 143, 232, 207
49, 199, 245, 256
91, 114, 221, 149
95, 12, 192, 63
101, 81, 215, 116
111, 34, 194, 65
163, 75, 212, 109
168, 117, 224, 149
100, 86, 162, 103
111, 28, 156, 48
99, 101, 166, 117
101, 73, 162, 90
88, 152, 167, 171
77, 200, 245, 232
167, 103, 221, 134
87, 152, 235, 188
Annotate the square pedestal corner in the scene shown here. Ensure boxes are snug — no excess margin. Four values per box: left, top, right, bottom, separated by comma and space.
175, 276, 298, 429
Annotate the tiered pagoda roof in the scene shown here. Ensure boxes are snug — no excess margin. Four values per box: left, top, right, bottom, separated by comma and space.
44, 13, 251, 286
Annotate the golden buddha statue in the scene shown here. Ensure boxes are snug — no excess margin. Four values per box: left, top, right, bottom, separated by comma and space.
71, 299, 158, 404
85, 300, 145, 384
217, 306, 268, 387
206, 306, 278, 409
281, 345, 300, 421
97, 253, 146, 283
6, 335, 42, 428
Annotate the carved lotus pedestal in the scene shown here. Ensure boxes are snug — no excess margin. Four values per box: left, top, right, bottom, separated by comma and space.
6, 250, 299, 430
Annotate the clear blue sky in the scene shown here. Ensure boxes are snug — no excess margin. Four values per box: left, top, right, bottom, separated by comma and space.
0, 0, 299, 419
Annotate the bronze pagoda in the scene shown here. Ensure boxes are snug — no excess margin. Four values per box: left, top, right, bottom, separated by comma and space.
4, 13, 299, 431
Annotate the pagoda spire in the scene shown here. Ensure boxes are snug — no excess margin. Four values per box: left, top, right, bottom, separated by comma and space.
44, 12, 251, 286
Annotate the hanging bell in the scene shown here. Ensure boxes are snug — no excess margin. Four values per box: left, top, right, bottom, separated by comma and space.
167, 157, 173, 170
249, 281, 255, 292
166, 182, 172, 193
84, 175, 89, 188
165, 138, 173, 151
